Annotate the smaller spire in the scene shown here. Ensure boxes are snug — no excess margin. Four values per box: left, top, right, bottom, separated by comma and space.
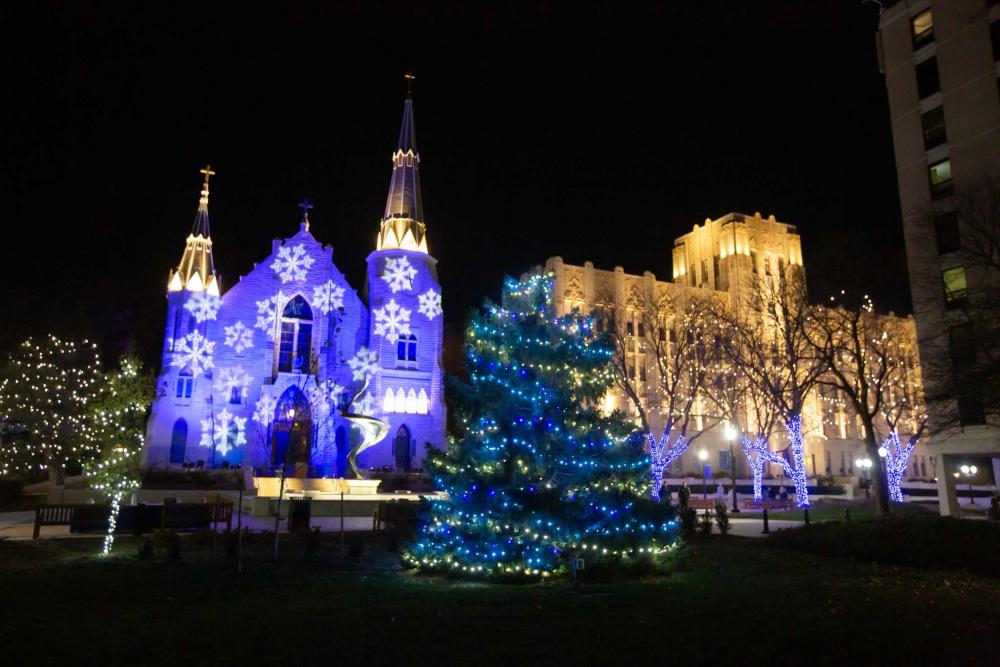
192, 164, 215, 237
170, 166, 220, 294
298, 197, 314, 231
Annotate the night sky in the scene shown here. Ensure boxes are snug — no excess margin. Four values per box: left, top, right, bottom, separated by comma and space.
1, 1, 906, 370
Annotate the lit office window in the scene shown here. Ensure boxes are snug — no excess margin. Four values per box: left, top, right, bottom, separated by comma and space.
911, 9, 933, 49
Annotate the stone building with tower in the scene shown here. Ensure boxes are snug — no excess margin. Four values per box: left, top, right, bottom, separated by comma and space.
143, 92, 446, 476
543, 211, 932, 491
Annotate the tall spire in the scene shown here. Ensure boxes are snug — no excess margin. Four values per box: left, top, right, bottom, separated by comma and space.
377, 74, 428, 254
168, 166, 220, 295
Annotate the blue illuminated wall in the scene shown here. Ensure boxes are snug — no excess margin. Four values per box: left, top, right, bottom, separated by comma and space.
143, 222, 446, 474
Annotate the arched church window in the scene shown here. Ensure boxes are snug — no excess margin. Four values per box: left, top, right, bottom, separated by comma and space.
383, 387, 396, 413
278, 295, 313, 373
397, 334, 417, 369
175, 367, 193, 399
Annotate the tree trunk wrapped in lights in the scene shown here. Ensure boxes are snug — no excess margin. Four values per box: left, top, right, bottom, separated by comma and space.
597, 289, 720, 501
405, 273, 679, 580
714, 268, 823, 509
84, 355, 155, 556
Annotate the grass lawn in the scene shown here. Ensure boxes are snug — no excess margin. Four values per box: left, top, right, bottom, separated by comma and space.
764, 497, 937, 522
2, 533, 998, 665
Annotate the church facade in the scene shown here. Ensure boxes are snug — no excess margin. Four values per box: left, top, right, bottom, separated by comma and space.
143, 93, 446, 476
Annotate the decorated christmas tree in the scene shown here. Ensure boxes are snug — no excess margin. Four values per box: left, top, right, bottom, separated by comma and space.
404, 273, 679, 579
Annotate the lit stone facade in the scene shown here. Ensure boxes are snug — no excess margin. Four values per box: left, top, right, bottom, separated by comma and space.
144, 94, 446, 475
545, 212, 932, 485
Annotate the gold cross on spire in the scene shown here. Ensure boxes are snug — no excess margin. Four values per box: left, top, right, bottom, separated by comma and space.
404, 71, 415, 96
199, 165, 215, 206
200, 164, 216, 187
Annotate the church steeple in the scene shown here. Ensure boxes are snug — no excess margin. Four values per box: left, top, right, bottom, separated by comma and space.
168, 166, 221, 295
376, 74, 429, 254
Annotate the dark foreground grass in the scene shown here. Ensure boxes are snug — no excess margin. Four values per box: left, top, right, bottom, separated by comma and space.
2, 534, 998, 666
768, 516, 1000, 579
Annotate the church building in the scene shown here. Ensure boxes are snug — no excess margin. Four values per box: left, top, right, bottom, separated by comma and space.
143, 92, 446, 476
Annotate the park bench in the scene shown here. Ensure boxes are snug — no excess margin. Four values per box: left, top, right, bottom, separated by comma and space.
687, 498, 720, 510
33, 505, 78, 539
740, 497, 794, 511
33, 502, 233, 539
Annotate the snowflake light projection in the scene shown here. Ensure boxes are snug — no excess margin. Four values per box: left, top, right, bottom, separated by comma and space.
255, 291, 286, 332
223, 321, 254, 354
184, 292, 222, 323
373, 298, 412, 343
212, 365, 252, 399
253, 394, 277, 427
418, 288, 442, 320
170, 330, 215, 378
200, 409, 246, 456
381, 256, 417, 293
352, 391, 376, 416
311, 280, 345, 315
271, 243, 315, 283
347, 346, 379, 382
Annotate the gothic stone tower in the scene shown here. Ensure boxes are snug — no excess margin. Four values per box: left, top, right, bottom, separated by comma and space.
365, 88, 446, 471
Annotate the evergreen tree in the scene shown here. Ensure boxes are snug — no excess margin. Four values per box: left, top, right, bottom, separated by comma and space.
0, 335, 102, 482
405, 274, 679, 580
84, 355, 155, 555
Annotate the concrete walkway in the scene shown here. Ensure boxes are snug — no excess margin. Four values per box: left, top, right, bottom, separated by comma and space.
3, 510, 803, 541
727, 517, 803, 537
0, 510, 376, 541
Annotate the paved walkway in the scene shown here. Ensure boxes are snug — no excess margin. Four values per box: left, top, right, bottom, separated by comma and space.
3, 510, 803, 541
0, 510, 376, 541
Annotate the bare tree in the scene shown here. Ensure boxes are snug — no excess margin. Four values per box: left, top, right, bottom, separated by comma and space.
912, 178, 1000, 434
720, 268, 823, 508
877, 338, 927, 503
598, 289, 719, 499
806, 296, 919, 515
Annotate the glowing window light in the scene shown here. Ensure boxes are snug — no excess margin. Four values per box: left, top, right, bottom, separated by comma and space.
383, 388, 396, 413
406, 388, 418, 414
417, 388, 429, 414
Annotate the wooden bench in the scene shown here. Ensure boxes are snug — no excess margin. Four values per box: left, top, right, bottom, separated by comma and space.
687, 498, 719, 510
741, 497, 794, 511
33, 502, 234, 539
33, 505, 78, 539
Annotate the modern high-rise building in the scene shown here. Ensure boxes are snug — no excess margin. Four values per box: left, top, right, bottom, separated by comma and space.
876, 0, 1000, 514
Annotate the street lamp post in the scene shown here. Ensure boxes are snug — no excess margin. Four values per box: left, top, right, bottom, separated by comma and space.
698, 449, 709, 500
725, 424, 740, 513
959, 464, 978, 507
855, 457, 873, 499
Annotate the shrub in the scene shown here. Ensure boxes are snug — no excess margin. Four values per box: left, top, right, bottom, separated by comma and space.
679, 509, 697, 535
154, 529, 182, 563
575, 547, 685, 583
714, 503, 730, 536
136, 536, 154, 560
698, 511, 713, 535
347, 537, 365, 559
767, 517, 1000, 579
